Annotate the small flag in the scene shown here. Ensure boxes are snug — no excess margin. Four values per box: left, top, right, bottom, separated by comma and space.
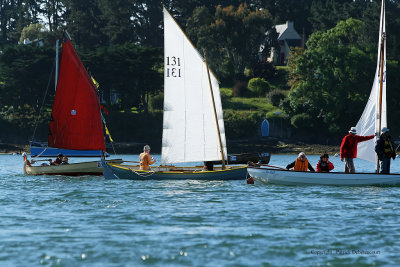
101, 105, 109, 115
91, 76, 99, 88
105, 125, 114, 142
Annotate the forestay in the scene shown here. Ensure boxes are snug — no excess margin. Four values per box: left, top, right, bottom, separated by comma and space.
356, 0, 386, 163
162, 7, 227, 164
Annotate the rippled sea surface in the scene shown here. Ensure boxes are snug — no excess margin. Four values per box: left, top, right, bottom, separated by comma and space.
1, 153, 400, 266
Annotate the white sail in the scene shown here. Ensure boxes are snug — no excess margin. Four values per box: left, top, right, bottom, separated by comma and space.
161, 7, 227, 164
356, 0, 386, 163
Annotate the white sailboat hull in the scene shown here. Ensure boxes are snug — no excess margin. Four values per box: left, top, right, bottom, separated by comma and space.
247, 167, 400, 186
24, 159, 122, 176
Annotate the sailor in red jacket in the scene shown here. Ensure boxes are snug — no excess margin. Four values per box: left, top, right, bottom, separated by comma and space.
316, 153, 334, 172
340, 127, 374, 173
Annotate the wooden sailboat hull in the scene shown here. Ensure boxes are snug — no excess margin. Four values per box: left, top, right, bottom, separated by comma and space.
247, 166, 400, 186
24, 159, 122, 176
103, 161, 247, 180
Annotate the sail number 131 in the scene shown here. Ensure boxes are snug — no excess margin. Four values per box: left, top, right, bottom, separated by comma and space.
166, 56, 182, 78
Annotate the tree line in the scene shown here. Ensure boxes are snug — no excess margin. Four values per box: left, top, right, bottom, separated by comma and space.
1, 0, 400, 142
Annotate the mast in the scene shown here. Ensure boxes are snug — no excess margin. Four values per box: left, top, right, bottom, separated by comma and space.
355, 0, 387, 164
376, 0, 386, 173
204, 51, 226, 169
55, 39, 59, 90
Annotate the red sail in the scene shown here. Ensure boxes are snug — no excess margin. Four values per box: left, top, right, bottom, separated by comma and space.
48, 38, 105, 151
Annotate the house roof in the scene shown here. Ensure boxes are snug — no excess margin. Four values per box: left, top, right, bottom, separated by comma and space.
274, 21, 301, 41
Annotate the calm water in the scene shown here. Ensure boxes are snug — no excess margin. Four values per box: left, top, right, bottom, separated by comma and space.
1, 153, 400, 266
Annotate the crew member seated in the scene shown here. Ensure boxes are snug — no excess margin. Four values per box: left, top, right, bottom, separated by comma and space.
203, 161, 214, 171
50, 153, 63, 165
316, 153, 334, 172
286, 152, 315, 172
61, 156, 69, 164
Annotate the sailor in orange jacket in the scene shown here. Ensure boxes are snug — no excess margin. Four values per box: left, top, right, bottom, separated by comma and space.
286, 152, 315, 172
139, 145, 156, 170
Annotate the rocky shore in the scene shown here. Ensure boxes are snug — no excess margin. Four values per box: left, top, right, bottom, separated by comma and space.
226, 138, 339, 155
0, 143, 28, 155
1, 138, 340, 156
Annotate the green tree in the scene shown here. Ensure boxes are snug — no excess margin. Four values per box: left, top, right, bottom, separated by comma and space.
98, 0, 135, 44
308, 0, 350, 33
0, 44, 54, 108
248, 77, 270, 96
19, 23, 47, 43
41, 0, 64, 33
131, 1, 163, 46
1, 0, 33, 47
187, 3, 274, 82
83, 44, 162, 112
285, 18, 376, 135
62, 0, 107, 48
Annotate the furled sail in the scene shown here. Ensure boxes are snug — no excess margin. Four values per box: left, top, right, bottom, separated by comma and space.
48, 38, 105, 151
356, 0, 386, 163
162, 7, 227, 164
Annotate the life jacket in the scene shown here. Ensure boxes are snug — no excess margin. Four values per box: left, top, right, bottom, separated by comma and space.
294, 158, 308, 171
384, 140, 394, 157
318, 160, 330, 172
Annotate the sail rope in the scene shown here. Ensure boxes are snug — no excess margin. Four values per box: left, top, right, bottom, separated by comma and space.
31, 61, 55, 144
100, 113, 117, 155
32, 145, 49, 159
110, 139, 117, 155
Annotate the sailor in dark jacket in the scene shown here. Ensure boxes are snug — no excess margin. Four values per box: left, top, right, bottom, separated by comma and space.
375, 127, 396, 174
316, 153, 334, 172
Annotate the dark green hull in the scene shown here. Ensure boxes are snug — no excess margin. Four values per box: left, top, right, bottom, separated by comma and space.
103, 161, 247, 180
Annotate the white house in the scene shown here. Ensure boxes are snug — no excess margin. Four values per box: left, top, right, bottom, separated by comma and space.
21, 38, 44, 47
267, 21, 302, 65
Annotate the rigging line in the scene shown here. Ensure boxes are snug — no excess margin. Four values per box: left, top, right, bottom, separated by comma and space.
32, 145, 49, 159
110, 138, 117, 156
182, 28, 187, 163
101, 113, 116, 155
201, 55, 206, 161
31, 60, 56, 143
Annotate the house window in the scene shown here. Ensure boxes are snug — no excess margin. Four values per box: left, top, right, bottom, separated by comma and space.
280, 53, 285, 65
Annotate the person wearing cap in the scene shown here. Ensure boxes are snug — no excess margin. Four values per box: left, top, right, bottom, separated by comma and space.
50, 153, 63, 165
375, 127, 396, 174
340, 127, 374, 173
139, 145, 156, 170
316, 153, 334, 172
286, 152, 315, 172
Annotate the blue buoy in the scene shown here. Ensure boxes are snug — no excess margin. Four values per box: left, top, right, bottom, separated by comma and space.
261, 119, 269, 137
